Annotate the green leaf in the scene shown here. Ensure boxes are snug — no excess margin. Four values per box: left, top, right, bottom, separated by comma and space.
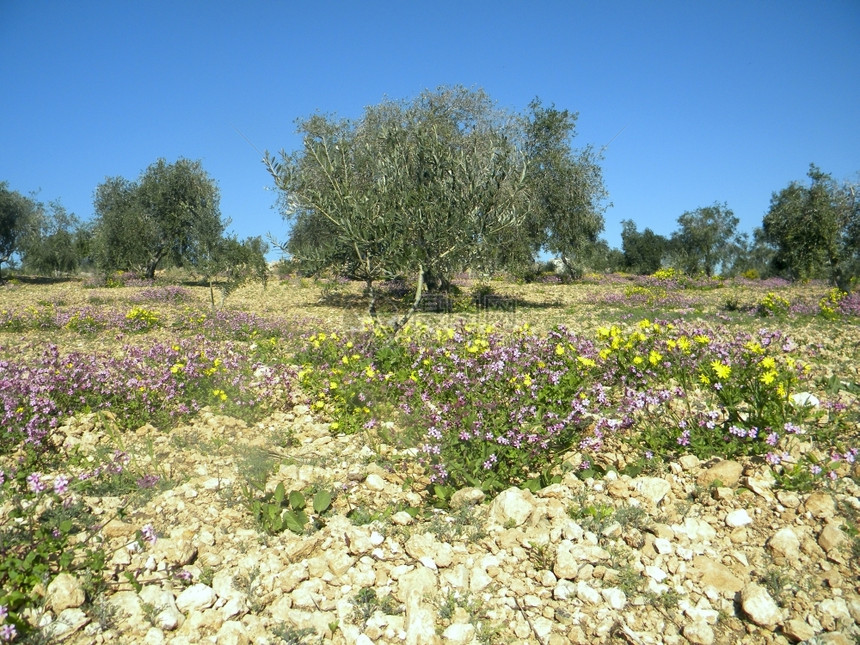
274, 482, 286, 505
289, 490, 305, 510
59, 519, 73, 534
313, 490, 332, 514
284, 510, 306, 534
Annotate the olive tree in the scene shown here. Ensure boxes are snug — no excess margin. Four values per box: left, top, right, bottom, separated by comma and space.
620, 219, 668, 274
669, 202, 740, 277
93, 158, 224, 279
265, 87, 530, 327
0, 182, 39, 280
523, 99, 608, 278
266, 87, 609, 328
19, 201, 90, 276
762, 164, 859, 288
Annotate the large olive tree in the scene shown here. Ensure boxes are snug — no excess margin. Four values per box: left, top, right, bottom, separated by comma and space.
762, 164, 859, 288
265, 86, 608, 327
93, 158, 224, 279
0, 182, 39, 280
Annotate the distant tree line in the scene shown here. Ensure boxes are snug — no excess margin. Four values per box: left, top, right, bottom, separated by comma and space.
617, 165, 859, 288
0, 159, 268, 293
1, 87, 857, 295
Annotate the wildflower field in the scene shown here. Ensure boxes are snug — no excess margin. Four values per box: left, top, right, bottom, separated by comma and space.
0, 272, 858, 642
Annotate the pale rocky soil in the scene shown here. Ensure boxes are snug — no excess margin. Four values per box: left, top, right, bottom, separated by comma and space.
41, 403, 860, 645
5, 278, 860, 644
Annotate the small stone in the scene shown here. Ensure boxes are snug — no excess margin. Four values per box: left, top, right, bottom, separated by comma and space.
391, 511, 415, 525
442, 622, 475, 644
46, 573, 86, 612
683, 620, 715, 645
767, 527, 801, 560
575, 581, 601, 605
678, 454, 701, 470
818, 523, 846, 552
176, 583, 216, 613
725, 509, 752, 528
712, 487, 733, 501
488, 487, 536, 527
43, 608, 90, 641
678, 517, 717, 542
449, 487, 485, 509
741, 583, 782, 629
791, 392, 820, 407
804, 492, 836, 519
697, 460, 743, 487
776, 490, 801, 508
601, 587, 626, 610
782, 618, 815, 642
365, 473, 387, 491
633, 476, 672, 506
691, 556, 743, 596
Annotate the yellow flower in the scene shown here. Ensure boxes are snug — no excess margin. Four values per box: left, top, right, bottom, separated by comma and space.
555, 344, 565, 356
577, 356, 596, 368
760, 370, 777, 385
710, 361, 731, 380
212, 389, 228, 402
666, 339, 677, 350
760, 356, 776, 370
341, 356, 350, 365
365, 366, 376, 379
649, 350, 662, 366
744, 341, 764, 354
694, 335, 710, 345
599, 348, 612, 360
638, 319, 651, 330
330, 422, 340, 430
522, 375, 533, 387
633, 356, 643, 365
699, 373, 711, 385
677, 336, 691, 353
170, 362, 185, 374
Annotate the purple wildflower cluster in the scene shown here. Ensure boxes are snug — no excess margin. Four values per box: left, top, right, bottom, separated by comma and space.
0, 337, 296, 452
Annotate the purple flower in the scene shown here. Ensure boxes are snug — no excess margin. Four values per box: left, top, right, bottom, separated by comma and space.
0, 623, 17, 642
809, 464, 822, 475
27, 472, 45, 493
766, 432, 779, 446
53, 474, 70, 495
141, 523, 157, 545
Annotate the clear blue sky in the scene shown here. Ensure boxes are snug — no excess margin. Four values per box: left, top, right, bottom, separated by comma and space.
2, 1, 858, 259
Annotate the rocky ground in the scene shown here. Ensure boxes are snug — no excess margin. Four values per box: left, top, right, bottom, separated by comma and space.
34, 399, 860, 645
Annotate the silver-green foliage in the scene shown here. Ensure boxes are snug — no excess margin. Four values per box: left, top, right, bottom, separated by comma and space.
265, 86, 608, 326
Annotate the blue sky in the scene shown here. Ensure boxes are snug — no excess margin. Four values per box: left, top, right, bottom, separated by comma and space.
2, 1, 858, 260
